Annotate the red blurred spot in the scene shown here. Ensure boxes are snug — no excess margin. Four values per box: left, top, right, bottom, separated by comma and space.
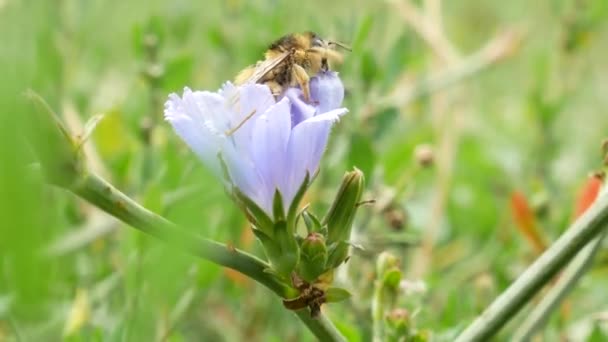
510, 191, 546, 254
573, 175, 603, 220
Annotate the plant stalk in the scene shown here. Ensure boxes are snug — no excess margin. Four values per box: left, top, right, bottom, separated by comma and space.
512, 229, 608, 341
67, 172, 345, 341
454, 192, 608, 341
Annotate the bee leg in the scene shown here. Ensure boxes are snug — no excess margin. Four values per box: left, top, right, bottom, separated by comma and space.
265, 80, 283, 98
292, 64, 311, 103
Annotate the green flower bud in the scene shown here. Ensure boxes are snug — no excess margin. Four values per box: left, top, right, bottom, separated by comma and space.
376, 251, 400, 276
299, 232, 328, 282
409, 330, 431, 342
386, 308, 410, 336
376, 252, 402, 290
324, 168, 365, 244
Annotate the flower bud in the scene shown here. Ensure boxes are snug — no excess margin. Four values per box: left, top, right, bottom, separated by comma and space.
324, 168, 365, 244
376, 251, 399, 276
376, 252, 402, 290
299, 232, 328, 282
410, 330, 431, 342
386, 308, 410, 336
414, 144, 434, 168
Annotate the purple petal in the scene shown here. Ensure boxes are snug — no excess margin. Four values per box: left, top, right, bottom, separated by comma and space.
283, 108, 348, 201
284, 88, 315, 127
310, 71, 345, 114
219, 138, 265, 209
250, 97, 292, 214
224, 83, 276, 151
164, 88, 227, 175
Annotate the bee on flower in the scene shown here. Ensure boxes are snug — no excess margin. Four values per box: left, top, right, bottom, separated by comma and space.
164, 33, 363, 317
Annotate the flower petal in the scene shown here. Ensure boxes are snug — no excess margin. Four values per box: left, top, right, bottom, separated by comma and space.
284, 88, 315, 126
164, 88, 227, 175
250, 97, 292, 213
220, 137, 265, 207
310, 71, 345, 114
283, 108, 348, 201
224, 83, 276, 152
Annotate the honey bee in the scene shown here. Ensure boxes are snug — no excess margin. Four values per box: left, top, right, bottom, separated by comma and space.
235, 31, 350, 103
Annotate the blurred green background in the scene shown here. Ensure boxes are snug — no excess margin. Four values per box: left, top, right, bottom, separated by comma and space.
1, 0, 608, 340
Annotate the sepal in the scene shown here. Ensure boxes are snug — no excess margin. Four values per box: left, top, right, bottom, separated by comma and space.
326, 241, 350, 269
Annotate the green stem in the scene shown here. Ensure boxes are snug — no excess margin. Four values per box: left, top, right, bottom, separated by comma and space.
67, 172, 345, 341
371, 279, 385, 342
454, 192, 608, 341
296, 310, 347, 342
512, 229, 608, 341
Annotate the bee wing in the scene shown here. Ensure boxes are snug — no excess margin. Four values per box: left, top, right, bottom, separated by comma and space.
245, 51, 291, 83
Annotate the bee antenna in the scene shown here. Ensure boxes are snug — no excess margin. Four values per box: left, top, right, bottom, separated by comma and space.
329, 41, 352, 52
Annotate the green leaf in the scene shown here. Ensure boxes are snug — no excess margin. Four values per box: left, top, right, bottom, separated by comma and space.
325, 287, 352, 303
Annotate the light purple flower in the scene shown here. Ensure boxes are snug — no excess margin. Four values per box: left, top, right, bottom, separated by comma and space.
164, 72, 347, 218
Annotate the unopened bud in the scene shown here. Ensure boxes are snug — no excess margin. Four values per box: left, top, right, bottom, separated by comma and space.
414, 144, 434, 168
410, 330, 431, 342
325, 168, 365, 244
299, 232, 328, 282
376, 252, 402, 290
386, 308, 410, 335
376, 251, 399, 276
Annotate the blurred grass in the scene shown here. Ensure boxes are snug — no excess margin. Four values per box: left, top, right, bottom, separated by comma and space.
1, 0, 608, 340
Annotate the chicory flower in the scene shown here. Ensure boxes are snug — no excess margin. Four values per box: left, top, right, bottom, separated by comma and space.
164, 72, 347, 220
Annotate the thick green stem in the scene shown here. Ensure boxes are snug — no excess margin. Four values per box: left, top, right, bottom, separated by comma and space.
67, 172, 345, 341
512, 229, 608, 341
371, 279, 385, 342
296, 310, 347, 342
454, 192, 608, 342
